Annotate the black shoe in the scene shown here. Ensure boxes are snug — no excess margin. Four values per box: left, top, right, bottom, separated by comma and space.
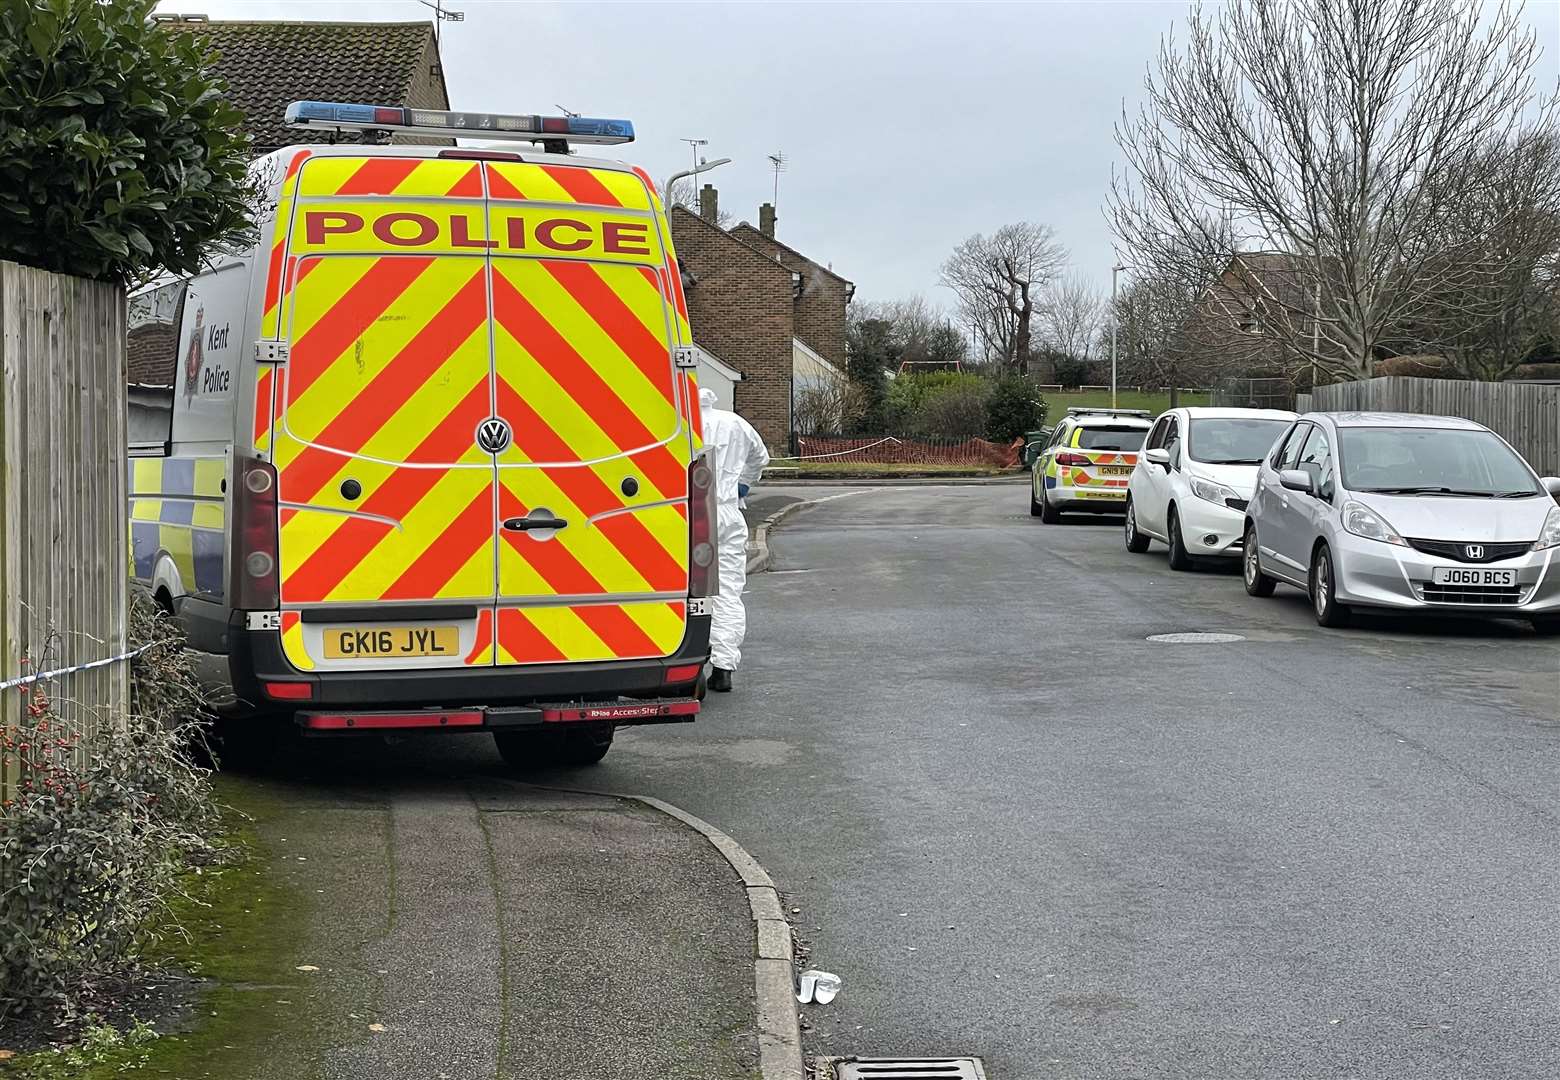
708, 667, 733, 693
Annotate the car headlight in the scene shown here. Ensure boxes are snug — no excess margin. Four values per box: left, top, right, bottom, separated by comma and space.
1188, 476, 1239, 506
1535, 506, 1560, 551
1342, 500, 1408, 547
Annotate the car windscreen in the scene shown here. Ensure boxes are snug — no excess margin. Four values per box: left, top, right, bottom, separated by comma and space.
1075, 426, 1147, 451
1338, 426, 1541, 497
1187, 418, 1292, 465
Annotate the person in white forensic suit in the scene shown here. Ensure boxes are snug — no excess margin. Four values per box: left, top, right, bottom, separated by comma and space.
699, 387, 770, 692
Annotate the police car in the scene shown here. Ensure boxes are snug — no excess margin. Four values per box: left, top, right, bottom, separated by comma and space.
125, 101, 717, 767
1030, 408, 1154, 522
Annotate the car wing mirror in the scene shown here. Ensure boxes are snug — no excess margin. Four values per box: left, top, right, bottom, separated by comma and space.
1278, 468, 1315, 495
1541, 476, 1560, 498
1144, 447, 1170, 468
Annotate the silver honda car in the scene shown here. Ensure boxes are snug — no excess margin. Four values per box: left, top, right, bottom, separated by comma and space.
1242, 412, 1560, 631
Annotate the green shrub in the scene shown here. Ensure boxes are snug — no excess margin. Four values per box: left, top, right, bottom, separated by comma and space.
0, 0, 254, 282
0, 597, 217, 1018
985, 373, 1048, 442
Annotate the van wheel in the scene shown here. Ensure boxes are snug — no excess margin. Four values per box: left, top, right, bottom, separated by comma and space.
1124, 499, 1150, 553
1310, 544, 1352, 628
494, 725, 614, 769
1243, 524, 1276, 597
1166, 507, 1193, 571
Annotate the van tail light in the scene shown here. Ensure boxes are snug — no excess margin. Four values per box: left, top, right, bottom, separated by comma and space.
688, 452, 719, 598
232, 456, 280, 611
1056, 452, 1091, 466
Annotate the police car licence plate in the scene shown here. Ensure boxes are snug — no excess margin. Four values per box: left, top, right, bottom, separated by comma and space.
322, 626, 459, 659
1099, 466, 1133, 476
1430, 567, 1515, 587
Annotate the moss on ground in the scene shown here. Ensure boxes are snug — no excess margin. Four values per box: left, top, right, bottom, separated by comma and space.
3, 778, 323, 1080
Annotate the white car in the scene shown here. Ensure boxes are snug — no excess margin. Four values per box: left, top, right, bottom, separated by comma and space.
1124, 407, 1298, 569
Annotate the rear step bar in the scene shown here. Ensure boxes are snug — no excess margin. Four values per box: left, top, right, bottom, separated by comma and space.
298, 697, 699, 734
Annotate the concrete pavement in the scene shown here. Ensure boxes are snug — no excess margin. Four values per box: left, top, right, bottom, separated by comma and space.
583, 483, 1560, 1079
201, 748, 762, 1080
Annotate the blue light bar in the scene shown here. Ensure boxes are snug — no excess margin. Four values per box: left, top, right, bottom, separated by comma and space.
283, 101, 635, 146
568, 117, 635, 140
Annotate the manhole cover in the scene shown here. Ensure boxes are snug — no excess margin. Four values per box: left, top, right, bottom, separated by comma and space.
838, 1060, 986, 1080
1146, 632, 1246, 644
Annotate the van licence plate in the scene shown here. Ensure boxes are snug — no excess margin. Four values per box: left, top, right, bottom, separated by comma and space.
323, 626, 459, 659
1431, 567, 1515, 587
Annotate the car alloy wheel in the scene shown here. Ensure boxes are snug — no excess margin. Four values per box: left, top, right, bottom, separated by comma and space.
1124, 499, 1150, 553
1166, 507, 1193, 571
1310, 544, 1351, 628
1242, 527, 1275, 597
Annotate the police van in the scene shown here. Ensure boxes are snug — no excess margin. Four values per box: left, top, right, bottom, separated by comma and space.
126, 102, 716, 766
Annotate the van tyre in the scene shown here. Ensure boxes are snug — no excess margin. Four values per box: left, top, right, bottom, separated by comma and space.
494, 725, 614, 770
1165, 506, 1193, 571
1124, 498, 1150, 553
1242, 523, 1276, 597
1310, 543, 1351, 628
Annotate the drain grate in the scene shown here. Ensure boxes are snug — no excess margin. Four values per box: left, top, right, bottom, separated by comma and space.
1146, 631, 1246, 644
838, 1059, 986, 1080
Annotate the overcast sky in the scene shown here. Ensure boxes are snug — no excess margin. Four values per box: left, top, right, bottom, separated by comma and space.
160, 0, 1560, 310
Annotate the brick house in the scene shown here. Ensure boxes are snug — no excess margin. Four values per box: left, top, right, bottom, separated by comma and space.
669, 188, 853, 450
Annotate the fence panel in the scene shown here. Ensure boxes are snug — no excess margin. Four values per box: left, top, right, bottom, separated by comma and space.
0, 261, 129, 799
1306, 376, 1560, 475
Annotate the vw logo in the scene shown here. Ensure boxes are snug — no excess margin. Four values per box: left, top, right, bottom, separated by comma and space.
1464, 544, 1485, 561
475, 417, 512, 454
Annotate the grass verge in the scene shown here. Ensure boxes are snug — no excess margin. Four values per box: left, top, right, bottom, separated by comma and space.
2, 780, 314, 1080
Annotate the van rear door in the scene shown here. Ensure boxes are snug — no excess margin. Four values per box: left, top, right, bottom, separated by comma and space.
482, 162, 693, 666
270, 156, 494, 671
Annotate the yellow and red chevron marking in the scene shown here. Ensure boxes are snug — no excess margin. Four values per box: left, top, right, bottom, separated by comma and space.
490, 257, 688, 603
495, 602, 687, 665
259, 149, 313, 339
1065, 469, 1131, 488
485, 161, 651, 209
274, 254, 497, 605
279, 611, 314, 671
464, 609, 496, 666
296, 156, 483, 200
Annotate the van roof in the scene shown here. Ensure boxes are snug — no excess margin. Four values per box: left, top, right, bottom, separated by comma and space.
255, 141, 640, 176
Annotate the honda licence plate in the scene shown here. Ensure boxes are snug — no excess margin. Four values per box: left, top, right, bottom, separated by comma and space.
323, 626, 459, 659
1431, 567, 1515, 587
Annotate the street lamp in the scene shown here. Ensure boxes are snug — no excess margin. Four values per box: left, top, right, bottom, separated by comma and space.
1110, 262, 1132, 411
664, 157, 733, 212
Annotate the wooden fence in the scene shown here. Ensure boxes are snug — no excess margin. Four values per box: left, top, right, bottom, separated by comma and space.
0, 261, 129, 796
1297, 376, 1560, 475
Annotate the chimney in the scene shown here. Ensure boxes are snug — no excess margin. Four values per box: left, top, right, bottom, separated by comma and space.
699, 184, 719, 223
759, 202, 776, 238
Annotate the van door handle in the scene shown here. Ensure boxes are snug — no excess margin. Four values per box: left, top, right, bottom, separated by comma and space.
503, 515, 569, 532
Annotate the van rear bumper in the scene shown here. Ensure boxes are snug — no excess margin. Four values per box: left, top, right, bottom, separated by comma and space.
229, 614, 711, 713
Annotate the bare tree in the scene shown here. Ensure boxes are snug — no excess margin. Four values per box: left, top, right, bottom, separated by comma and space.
1110, 0, 1552, 381
1404, 130, 1560, 379
1038, 273, 1104, 362
940, 223, 1068, 374
793, 367, 871, 434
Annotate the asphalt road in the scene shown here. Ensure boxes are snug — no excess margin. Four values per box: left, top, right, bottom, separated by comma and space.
574, 483, 1560, 1079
